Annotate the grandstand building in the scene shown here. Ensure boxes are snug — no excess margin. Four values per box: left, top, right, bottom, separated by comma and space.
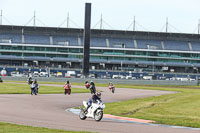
1, 25, 200, 74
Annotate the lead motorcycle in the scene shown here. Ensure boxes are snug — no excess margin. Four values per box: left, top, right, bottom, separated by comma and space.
79, 100, 105, 121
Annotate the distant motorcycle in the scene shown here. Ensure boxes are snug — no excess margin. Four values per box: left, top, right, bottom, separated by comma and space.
30, 84, 39, 95
79, 100, 105, 121
109, 86, 115, 93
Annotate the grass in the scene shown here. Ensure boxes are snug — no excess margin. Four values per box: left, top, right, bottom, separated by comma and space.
104, 85, 200, 128
0, 122, 93, 133
0, 83, 90, 94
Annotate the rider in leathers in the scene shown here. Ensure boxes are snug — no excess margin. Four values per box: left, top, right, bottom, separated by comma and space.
85, 92, 102, 112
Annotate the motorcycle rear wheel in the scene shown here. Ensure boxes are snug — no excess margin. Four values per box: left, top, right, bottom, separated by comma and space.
94, 110, 103, 121
112, 87, 115, 93
79, 109, 87, 120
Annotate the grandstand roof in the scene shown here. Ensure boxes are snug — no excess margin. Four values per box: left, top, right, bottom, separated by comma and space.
0, 25, 200, 42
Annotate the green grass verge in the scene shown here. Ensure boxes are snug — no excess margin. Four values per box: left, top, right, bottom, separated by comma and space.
104, 85, 200, 128
0, 122, 93, 133
0, 83, 90, 94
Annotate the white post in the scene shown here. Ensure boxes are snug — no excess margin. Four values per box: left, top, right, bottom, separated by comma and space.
34, 11, 36, 27
133, 16, 135, 31
100, 14, 103, 30
0, 10, 2, 25
67, 12, 69, 28
198, 19, 200, 34
166, 17, 168, 33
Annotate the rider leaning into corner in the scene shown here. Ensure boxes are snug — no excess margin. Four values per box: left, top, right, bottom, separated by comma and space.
85, 80, 96, 94
84, 92, 102, 112
89, 81, 96, 91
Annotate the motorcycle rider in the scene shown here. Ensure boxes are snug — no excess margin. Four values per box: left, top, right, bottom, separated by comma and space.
64, 80, 71, 95
85, 81, 90, 89
108, 82, 114, 91
84, 92, 102, 113
30, 79, 39, 95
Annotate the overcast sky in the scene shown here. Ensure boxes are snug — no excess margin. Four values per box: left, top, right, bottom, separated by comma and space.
1, 0, 200, 34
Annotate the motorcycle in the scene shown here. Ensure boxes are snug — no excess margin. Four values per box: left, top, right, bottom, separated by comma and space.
79, 100, 105, 121
30, 84, 38, 95
109, 86, 115, 93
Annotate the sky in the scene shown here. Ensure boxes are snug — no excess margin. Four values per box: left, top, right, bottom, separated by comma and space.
1, 0, 200, 34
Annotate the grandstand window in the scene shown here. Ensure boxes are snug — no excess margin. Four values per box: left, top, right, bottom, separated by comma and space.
46, 47, 55, 52
91, 49, 102, 54
46, 54, 56, 58
147, 52, 158, 56
24, 53, 34, 57
35, 53, 45, 57
12, 53, 22, 56
125, 51, 134, 55
135, 51, 146, 56
1, 52, 12, 55
69, 48, 81, 53
136, 58, 146, 61
57, 48, 69, 52
56, 55, 68, 58
108, 57, 124, 60
25, 46, 34, 51
1, 46, 11, 50
91, 56, 101, 59
11, 46, 22, 50
68, 55, 78, 58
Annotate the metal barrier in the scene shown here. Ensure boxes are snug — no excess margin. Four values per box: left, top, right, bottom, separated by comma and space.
1, 76, 198, 86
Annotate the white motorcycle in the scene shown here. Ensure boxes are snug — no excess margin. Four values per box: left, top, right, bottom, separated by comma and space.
79, 100, 105, 121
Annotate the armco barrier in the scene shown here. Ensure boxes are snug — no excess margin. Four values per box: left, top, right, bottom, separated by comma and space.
1, 76, 199, 86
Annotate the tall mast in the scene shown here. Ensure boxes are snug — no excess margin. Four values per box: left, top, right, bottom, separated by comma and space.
198, 19, 200, 34
166, 17, 168, 33
33, 11, 36, 27
100, 14, 103, 30
0, 10, 2, 25
133, 16, 136, 31
67, 12, 69, 28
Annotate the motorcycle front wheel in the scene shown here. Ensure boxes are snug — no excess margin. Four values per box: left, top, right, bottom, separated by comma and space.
79, 109, 87, 120
94, 110, 103, 121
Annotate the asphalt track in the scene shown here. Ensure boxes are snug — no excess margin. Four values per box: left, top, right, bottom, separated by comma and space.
0, 84, 199, 133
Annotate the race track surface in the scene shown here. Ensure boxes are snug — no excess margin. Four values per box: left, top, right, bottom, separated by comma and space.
0, 85, 199, 133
